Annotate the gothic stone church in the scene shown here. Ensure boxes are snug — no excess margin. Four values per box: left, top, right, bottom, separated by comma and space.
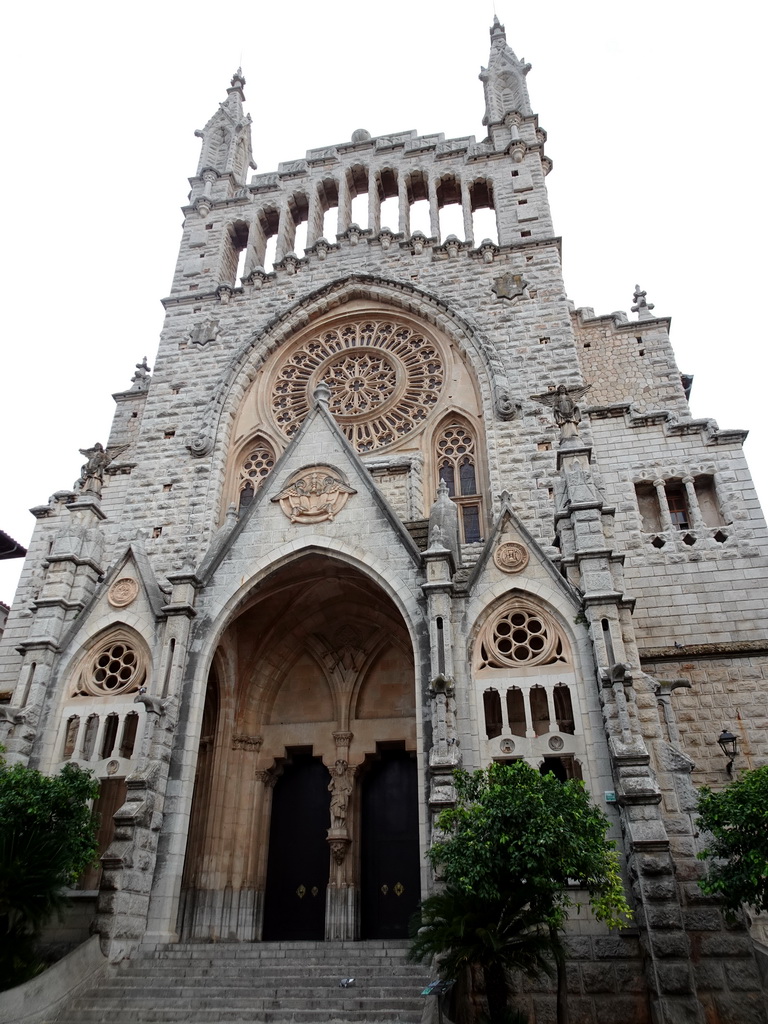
1, 18, 767, 1024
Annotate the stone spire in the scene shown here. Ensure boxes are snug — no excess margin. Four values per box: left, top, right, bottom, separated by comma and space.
194, 69, 256, 185
479, 16, 533, 125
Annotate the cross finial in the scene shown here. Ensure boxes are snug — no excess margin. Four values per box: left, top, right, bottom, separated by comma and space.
631, 284, 655, 320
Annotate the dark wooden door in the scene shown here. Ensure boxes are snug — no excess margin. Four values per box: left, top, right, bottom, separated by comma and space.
263, 754, 330, 940
361, 750, 420, 939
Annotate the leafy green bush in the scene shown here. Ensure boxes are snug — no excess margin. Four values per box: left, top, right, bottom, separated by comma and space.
0, 756, 99, 990
697, 765, 768, 916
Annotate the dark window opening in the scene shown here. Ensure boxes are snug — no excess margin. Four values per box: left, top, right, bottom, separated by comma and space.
100, 714, 119, 760
553, 684, 575, 735
506, 687, 526, 737
483, 689, 503, 739
119, 713, 139, 759
539, 756, 582, 783
62, 716, 79, 759
529, 686, 549, 737
665, 483, 689, 530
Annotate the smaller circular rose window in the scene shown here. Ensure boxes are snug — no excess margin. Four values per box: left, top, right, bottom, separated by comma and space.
73, 633, 147, 697
321, 350, 398, 418
92, 643, 139, 693
479, 603, 567, 670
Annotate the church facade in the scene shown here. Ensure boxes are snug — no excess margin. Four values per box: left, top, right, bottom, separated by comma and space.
1, 18, 767, 1023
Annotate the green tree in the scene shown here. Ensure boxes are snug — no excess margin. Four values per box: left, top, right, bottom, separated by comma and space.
410, 761, 630, 1024
0, 756, 99, 990
696, 765, 768, 916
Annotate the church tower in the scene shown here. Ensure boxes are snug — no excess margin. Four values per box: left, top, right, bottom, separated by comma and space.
1, 18, 766, 1022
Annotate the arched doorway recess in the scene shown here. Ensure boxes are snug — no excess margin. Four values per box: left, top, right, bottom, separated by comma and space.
179, 554, 420, 942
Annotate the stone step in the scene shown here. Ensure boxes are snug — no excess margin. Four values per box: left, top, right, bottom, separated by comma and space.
54, 941, 429, 1024
103, 979, 421, 991
141, 942, 411, 957
60, 1012, 422, 1024
72, 995, 422, 1009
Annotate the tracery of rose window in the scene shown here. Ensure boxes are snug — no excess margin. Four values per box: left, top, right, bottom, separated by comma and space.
270, 320, 445, 452
477, 602, 567, 670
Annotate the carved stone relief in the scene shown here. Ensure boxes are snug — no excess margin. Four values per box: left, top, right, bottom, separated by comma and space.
272, 466, 356, 524
493, 541, 529, 574
108, 577, 140, 608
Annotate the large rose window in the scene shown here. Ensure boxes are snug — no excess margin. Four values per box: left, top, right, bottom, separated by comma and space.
271, 320, 445, 452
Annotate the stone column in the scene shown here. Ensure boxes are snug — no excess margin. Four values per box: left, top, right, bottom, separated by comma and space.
142, 573, 203, 946
367, 166, 380, 234
422, 530, 460, 847
306, 185, 322, 247
250, 769, 278, 940
337, 173, 350, 236
460, 178, 474, 243
654, 478, 673, 531
428, 175, 440, 240
325, 746, 357, 941
398, 175, 410, 237
682, 475, 704, 530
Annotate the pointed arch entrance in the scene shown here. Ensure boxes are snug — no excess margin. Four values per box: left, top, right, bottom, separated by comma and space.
179, 554, 420, 942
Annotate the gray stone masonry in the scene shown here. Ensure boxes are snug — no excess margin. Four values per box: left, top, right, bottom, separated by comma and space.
0, 17, 766, 1024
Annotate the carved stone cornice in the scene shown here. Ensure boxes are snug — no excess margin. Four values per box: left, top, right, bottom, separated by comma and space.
232, 734, 263, 752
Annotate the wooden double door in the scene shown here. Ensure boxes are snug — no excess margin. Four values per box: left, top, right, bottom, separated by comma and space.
262, 750, 420, 940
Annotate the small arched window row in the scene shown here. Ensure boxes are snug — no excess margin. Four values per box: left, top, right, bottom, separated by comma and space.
436, 421, 483, 544
61, 709, 141, 763
483, 682, 575, 740
237, 437, 277, 512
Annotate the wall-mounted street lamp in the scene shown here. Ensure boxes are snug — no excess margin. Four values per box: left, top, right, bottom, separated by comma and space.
716, 728, 739, 775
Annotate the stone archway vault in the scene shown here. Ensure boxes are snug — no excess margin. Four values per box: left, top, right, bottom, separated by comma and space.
178, 553, 419, 942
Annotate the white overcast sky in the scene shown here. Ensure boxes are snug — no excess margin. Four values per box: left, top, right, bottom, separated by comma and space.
1, 0, 766, 605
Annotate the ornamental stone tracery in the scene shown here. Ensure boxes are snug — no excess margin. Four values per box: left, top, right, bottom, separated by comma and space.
270, 320, 445, 452
478, 601, 567, 670
72, 630, 148, 698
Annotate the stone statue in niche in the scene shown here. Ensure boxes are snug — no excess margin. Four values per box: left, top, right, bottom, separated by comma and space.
530, 383, 592, 442
327, 760, 354, 829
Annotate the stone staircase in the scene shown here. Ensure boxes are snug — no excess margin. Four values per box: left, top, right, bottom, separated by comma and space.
54, 940, 430, 1024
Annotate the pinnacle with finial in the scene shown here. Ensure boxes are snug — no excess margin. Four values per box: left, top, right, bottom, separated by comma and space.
631, 284, 656, 320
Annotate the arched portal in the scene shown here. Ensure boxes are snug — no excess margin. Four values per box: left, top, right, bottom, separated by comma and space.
178, 554, 419, 942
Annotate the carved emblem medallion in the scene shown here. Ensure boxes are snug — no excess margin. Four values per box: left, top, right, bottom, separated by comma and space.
548, 736, 565, 751
493, 542, 529, 574
273, 466, 356, 524
108, 577, 139, 608
491, 273, 529, 301
188, 318, 220, 347
499, 738, 515, 754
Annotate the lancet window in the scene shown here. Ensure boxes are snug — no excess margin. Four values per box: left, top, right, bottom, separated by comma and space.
435, 421, 483, 543
469, 178, 498, 243
223, 220, 249, 286
237, 438, 277, 511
